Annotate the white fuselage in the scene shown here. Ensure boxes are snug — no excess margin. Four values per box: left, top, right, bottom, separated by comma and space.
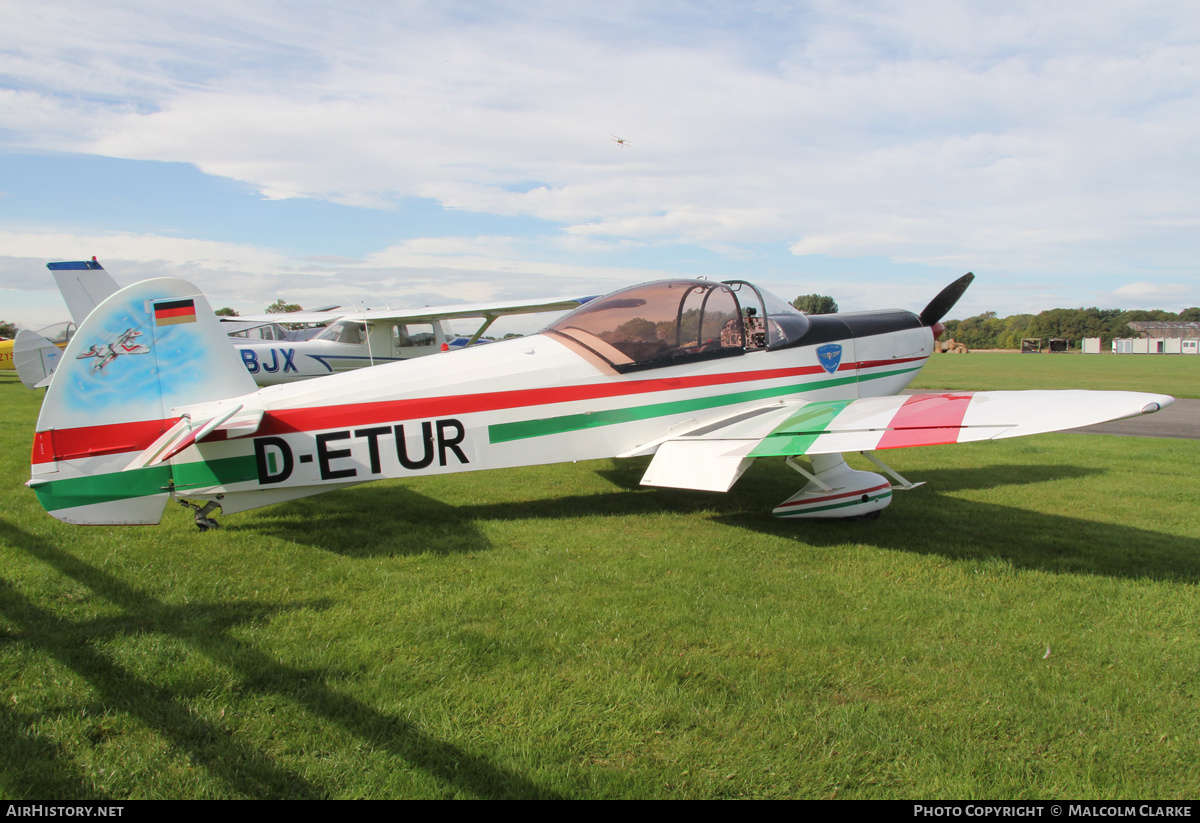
178, 322, 933, 514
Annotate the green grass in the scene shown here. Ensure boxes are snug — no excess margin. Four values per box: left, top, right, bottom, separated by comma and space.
912, 350, 1200, 399
1, 368, 1198, 799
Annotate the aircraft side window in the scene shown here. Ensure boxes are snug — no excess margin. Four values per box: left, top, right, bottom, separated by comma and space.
350, 323, 367, 344
394, 324, 435, 347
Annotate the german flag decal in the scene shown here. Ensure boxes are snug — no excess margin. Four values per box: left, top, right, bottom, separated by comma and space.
154, 298, 197, 326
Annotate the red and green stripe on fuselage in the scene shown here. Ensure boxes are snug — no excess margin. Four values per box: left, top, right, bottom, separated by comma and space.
30, 352, 929, 519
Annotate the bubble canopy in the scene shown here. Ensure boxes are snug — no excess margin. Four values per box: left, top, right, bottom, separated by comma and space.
544, 279, 811, 373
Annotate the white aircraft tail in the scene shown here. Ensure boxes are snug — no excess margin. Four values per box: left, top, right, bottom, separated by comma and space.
29, 278, 258, 524
12, 329, 63, 388
48, 259, 120, 325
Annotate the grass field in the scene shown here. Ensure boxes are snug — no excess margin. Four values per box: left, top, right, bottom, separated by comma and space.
912, 350, 1200, 399
1, 356, 1197, 799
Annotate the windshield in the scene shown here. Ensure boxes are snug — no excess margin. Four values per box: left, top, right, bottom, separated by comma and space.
315, 320, 367, 344
723, 281, 811, 347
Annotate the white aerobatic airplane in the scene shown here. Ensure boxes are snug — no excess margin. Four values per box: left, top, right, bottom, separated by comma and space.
28, 273, 1173, 529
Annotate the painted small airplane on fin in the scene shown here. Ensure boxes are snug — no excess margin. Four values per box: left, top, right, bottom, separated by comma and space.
76, 328, 150, 371
28, 272, 1172, 529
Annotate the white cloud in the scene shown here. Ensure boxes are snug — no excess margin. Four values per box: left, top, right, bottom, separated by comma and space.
1112, 281, 1197, 307
3, 1, 1200, 316
0, 227, 667, 326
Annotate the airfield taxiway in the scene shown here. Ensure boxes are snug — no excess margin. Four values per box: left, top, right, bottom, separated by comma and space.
1069, 397, 1199, 440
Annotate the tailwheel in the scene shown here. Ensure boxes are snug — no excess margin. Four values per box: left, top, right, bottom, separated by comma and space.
174, 495, 223, 531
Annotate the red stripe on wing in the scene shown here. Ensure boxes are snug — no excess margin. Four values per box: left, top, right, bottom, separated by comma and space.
875, 393, 974, 449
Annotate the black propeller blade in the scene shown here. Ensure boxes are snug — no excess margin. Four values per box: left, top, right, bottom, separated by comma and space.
919, 272, 975, 327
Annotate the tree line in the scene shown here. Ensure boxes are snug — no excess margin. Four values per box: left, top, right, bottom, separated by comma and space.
788, 294, 1200, 351
940, 307, 1200, 350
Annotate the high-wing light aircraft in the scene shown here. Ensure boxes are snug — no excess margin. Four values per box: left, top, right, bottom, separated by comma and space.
47, 260, 590, 386
222, 297, 596, 385
28, 273, 1173, 529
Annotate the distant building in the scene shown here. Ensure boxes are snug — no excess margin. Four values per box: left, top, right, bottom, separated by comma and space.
1126, 321, 1200, 339
1114, 321, 1200, 354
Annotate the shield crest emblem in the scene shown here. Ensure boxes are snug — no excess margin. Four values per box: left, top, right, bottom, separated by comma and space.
817, 343, 843, 375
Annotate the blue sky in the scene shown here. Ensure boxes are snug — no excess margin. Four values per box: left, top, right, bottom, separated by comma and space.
2, 1, 1199, 328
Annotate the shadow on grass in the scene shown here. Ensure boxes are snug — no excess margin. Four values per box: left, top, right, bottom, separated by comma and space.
224, 484, 493, 559
237, 458, 1198, 582
0, 520, 565, 799
723, 461, 1200, 583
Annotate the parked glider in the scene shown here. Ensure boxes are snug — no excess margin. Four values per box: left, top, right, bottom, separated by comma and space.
28, 273, 1172, 528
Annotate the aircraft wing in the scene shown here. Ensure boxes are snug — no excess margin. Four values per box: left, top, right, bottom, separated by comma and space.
638, 390, 1175, 492
218, 310, 345, 326
224, 295, 595, 326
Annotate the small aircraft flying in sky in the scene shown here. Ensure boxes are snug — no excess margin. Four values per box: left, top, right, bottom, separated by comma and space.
28, 273, 1172, 529
611, 135, 631, 147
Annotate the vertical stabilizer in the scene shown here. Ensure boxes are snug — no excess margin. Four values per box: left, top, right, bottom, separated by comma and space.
30, 278, 258, 524
48, 259, 121, 325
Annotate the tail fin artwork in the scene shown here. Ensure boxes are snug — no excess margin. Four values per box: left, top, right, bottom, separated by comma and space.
29, 278, 258, 524
48, 258, 120, 325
